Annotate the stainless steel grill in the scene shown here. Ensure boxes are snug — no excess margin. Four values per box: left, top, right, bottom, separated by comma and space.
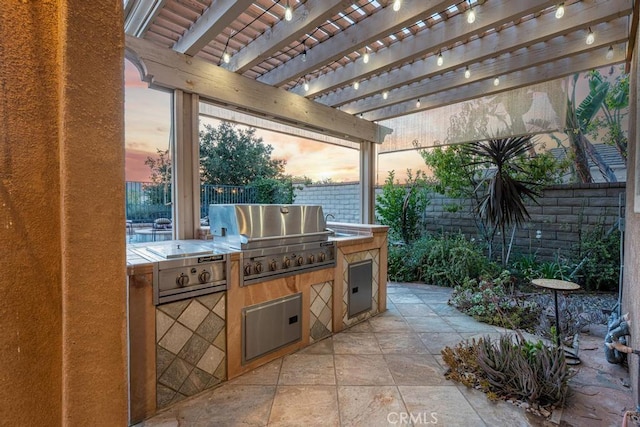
209, 204, 336, 286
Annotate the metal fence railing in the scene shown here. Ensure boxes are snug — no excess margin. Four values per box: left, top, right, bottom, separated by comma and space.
125, 181, 258, 223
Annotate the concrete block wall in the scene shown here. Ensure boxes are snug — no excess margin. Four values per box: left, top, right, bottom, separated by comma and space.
295, 182, 626, 261
294, 182, 363, 223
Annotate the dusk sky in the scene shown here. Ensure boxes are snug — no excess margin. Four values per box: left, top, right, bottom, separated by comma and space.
124, 60, 426, 184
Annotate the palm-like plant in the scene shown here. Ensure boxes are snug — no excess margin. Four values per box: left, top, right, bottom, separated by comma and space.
465, 136, 540, 265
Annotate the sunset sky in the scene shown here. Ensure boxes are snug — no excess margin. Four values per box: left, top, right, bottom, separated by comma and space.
124, 60, 425, 184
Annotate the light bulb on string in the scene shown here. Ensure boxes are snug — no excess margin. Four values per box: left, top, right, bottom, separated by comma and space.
586, 28, 595, 45
223, 51, 230, 64
606, 46, 614, 60
493, 77, 500, 86
382, 91, 389, 100
392, 0, 401, 12
437, 52, 443, 66
555, 3, 564, 19
303, 80, 309, 92
363, 51, 370, 64
416, 99, 421, 108
353, 81, 360, 90
284, 1, 293, 21
302, 49, 307, 62
464, 67, 471, 79
467, 8, 475, 24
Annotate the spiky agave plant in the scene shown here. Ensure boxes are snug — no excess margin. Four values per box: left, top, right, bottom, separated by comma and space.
465, 136, 540, 265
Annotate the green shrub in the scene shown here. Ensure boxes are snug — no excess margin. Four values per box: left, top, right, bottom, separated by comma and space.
449, 270, 540, 330
573, 223, 621, 291
418, 233, 498, 287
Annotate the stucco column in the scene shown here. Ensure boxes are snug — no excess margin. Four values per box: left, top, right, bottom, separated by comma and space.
1, 1, 127, 425
359, 141, 377, 224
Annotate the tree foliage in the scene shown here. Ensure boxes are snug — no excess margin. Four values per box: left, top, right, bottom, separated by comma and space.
375, 170, 430, 243
199, 121, 286, 185
144, 148, 172, 206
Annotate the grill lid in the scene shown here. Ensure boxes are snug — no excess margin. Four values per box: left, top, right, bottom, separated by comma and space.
146, 241, 217, 259
208, 204, 329, 250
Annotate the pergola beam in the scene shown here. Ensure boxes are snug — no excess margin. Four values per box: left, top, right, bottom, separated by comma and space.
257, 0, 453, 87
173, 0, 253, 56
346, 18, 629, 115
125, 35, 391, 144
309, 0, 631, 106
227, 0, 353, 74
364, 48, 626, 122
124, 0, 168, 37
294, 0, 560, 98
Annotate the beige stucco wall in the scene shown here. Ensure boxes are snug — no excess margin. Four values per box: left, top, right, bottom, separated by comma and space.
623, 25, 640, 410
0, 1, 127, 425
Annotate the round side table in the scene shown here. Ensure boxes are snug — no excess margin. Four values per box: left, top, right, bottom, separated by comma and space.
532, 278, 581, 347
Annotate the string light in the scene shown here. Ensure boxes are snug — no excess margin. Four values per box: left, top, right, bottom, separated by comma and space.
382, 91, 389, 100
606, 46, 614, 60
284, 1, 293, 21
555, 3, 565, 19
467, 8, 476, 23
392, 0, 401, 12
353, 81, 360, 90
586, 28, 595, 45
416, 99, 421, 108
363, 49, 370, 64
302, 49, 307, 62
303, 80, 309, 92
223, 51, 230, 64
464, 67, 471, 79
437, 52, 444, 66
493, 77, 500, 86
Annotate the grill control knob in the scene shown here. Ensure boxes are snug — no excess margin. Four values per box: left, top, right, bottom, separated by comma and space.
243, 264, 252, 276
254, 262, 263, 274
176, 273, 189, 287
198, 270, 211, 284
319, 252, 326, 262
308, 254, 315, 264
297, 256, 304, 266
269, 260, 278, 271
283, 257, 291, 268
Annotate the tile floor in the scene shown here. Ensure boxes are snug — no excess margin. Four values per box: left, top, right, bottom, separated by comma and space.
136, 282, 632, 427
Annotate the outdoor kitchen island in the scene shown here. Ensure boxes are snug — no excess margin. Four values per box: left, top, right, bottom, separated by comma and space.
126, 206, 388, 425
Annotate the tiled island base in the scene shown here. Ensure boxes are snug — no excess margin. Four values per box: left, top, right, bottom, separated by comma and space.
155, 293, 227, 408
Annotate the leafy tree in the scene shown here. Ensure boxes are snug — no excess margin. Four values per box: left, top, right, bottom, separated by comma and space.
144, 148, 172, 206
585, 69, 629, 163
199, 121, 286, 185
375, 170, 430, 243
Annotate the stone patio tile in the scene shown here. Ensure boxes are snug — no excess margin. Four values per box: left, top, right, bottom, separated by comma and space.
341, 320, 373, 333
404, 316, 452, 333
228, 358, 282, 385
297, 336, 334, 354
443, 315, 500, 333
335, 354, 395, 386
418, 332, 467, 355
394, 303, 438, 317
269, 386, 339, 426
278, 353, 336, 385
332, 332, 381, 354
385, 354, 449, 386
338, 386, 407, 427
389, 294, 423, 304
196, 384, 275, 426
398, 385, 486, 426
456, 385, 531, 427
369, 316, 412, 333
375, 332, 429, 354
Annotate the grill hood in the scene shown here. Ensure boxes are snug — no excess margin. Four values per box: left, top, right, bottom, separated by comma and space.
208, 204, 330, 250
